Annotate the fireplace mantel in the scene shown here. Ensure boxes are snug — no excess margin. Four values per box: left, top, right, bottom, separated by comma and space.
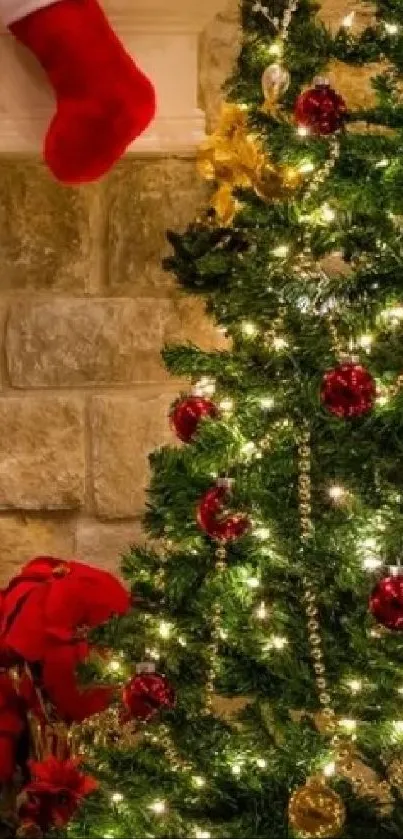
0, 0, 226, 153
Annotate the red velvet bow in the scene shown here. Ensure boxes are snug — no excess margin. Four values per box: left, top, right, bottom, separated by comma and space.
0, 557, 130, 723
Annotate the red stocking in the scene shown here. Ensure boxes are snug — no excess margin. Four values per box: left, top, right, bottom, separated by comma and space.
7, 0, 156, 184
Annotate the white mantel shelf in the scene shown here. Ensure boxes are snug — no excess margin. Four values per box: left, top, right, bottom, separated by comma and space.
0, 0, 226, 154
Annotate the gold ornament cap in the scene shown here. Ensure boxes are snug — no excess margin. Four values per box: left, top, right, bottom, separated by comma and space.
288, 780, 346, 838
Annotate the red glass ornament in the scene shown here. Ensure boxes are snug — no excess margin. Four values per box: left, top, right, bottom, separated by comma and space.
321, 363, 376, 419
369, 575, 403, 631
122, 673, 175, 722
295, 80, 347, 136
197, 483, 250, 542
171, 396, 218, 443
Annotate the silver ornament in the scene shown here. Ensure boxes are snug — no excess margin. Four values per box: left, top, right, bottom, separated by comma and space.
261, 63, 290, 102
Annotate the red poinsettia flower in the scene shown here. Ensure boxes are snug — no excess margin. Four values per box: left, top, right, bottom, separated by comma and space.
20, 756, 98, 831
0, 557, 131, 723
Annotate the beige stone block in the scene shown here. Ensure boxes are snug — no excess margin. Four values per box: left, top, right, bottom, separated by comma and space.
6, 298, 174, 387
75, 519, 149, 575
0, 159, 96, 292
166, 296, 229, 351
0, 514, 74, 586
319, 0, 376, 31
107, 158, 207, 295
91, 391, 176, 519
0, 302, 7, 391
199, 0, 240, 131
327, 60, 380, 111
0, 397, 85, 510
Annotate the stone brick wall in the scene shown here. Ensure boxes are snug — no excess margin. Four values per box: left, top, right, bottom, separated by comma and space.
0, 157, 219, 583
0, 0, 378, 583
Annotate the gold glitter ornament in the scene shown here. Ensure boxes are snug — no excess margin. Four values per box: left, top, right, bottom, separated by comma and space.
288, 780, 346, 838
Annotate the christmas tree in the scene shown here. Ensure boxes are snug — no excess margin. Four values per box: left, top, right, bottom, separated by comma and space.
64, 0, 403, 836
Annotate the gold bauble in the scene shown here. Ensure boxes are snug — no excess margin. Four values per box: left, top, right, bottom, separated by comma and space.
288, 781, 346, 838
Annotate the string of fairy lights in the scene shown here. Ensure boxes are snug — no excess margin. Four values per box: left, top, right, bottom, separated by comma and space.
83, 3, 403, 837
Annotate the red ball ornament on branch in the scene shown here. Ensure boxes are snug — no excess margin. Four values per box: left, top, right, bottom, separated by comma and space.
295, 78, 347, 135
171, 396, 218, 443
321, 363, 376, 419
369, 573, 403, 631
122, 670, 175, 722
197, 482, 250, 542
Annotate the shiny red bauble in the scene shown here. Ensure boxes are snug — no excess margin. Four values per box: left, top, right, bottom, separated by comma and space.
171, 396, 218, 443
197, 483, 250, 542
295, 80, 347, 135
321, 363, 376, 419
122, 673, 175, 721
369, 575, 403, 631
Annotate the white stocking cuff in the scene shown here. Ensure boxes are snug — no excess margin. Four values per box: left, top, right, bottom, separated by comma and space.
0, 0, 60, 26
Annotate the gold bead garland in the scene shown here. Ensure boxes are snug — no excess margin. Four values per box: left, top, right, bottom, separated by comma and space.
205, 545, 228, 711
289, 423, 347, 837
298, 424, 335, 729
302, 138, 340, 206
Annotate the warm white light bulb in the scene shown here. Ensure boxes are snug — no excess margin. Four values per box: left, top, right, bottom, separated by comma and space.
111, 793, 124, 804
397, 686, 403, 695
108, 659, 121, 673
260, 396, 275, 409
269, 41, 283, 56
297, 125, 310, 137
246, 576, 260, 589
273, 336, 288, 351
339, 718, 357, 732
159, 621, 172, 639
348, 679, 362, 694
256, 758, 267, 769
192, 775, 206, 788
299, 161, 315, 174
242, 321, 258, 338
363, 557, 382, 571
264, 635, 288, 651
328, 485, 346, 502
272, 636, 288, 650
377, 394, 389, 408
146, 647, 161, 661
323, 761, 336, 777
321, 203, 336, 223
272, 245, 289, 258
231, 763, 242, 776
241, 440, 257, 457
358, 334, 373, 350
149, 800, 167, 815
375, 158, 389, 168
342, 11, 355, 27
255, 527, 271, 540
385, 305, 403, 321
194, 377, 216, 397
256, 601, 267, 620
385, 22, 399, 34
195, 830, 211, 839
220, 398, 234, 413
